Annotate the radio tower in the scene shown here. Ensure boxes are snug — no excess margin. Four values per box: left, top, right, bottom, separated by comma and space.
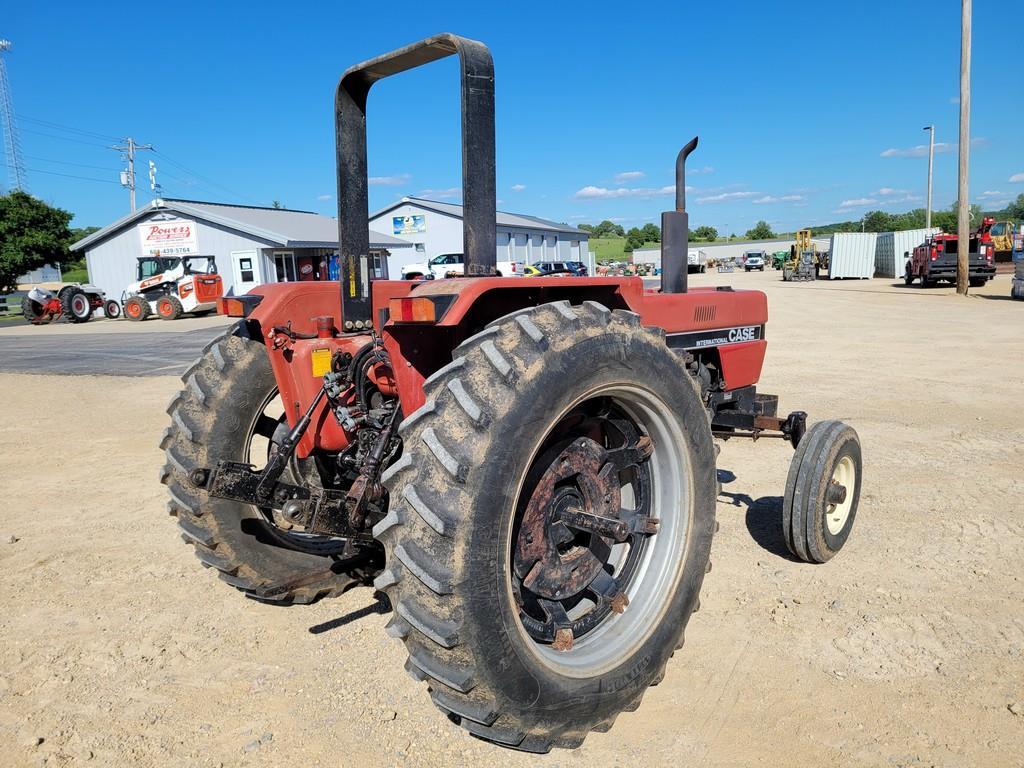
0, 39, 28, 192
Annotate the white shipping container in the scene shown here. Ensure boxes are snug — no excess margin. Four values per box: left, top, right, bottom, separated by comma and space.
16, 264, 62, 285
827, 233, 877, 279
874, 228, 939, 279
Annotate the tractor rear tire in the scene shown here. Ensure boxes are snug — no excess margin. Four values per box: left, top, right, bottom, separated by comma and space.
782, 420, 862, 563
157, 295, 184, 320
124, 295, 151, 321
377, 300, 716, 752
22, 298, 45, 324
61, 287, 93, 323
160, 329, 374, 604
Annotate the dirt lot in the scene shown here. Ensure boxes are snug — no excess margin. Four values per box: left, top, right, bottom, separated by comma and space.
1, 271, 1022, 767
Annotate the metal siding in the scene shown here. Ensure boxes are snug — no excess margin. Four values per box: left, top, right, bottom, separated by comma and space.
874, 228, 938, 279
827, 233, 877, 279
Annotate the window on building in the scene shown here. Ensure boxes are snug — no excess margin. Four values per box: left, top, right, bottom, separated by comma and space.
239, 258, 254, 283
274, 252, 297, 282
415, 243, 425, 252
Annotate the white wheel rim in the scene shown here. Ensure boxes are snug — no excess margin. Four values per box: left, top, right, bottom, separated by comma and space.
73, 296, 88, 315
826, 455, 856, 535
509, 383, 692, 678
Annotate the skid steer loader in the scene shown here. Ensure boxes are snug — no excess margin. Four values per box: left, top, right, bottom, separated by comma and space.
162, 34, 862, 752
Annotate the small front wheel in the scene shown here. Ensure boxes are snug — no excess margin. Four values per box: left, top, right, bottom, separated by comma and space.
783, 421, 861, 563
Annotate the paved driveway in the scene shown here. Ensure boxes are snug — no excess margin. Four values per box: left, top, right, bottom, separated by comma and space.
0, 324, 230, 376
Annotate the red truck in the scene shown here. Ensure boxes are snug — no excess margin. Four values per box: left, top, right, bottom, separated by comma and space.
905, 219, 997, 287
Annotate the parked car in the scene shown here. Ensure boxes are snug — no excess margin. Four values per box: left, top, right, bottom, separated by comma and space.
401, 253, 524, 279
531, 261, 580, 276
743, 251, 766, 271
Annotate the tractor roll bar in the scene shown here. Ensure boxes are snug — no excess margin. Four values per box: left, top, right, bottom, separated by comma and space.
661, 136, 699, 295
335, 33, 497, 326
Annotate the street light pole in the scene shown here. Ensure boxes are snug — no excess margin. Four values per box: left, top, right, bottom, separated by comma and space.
923, 125, 935, 230
956, 0, 971, 296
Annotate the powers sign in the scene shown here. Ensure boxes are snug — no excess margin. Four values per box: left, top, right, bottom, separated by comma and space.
138, 219, 199, 256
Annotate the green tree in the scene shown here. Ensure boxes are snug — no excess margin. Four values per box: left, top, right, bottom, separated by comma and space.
1004, 193, 1024, 221
640, 222, 660, 243
625, 227, 645, 251
691, 225, 718, 242
0, 191, 74, 292
744, 220, 775, 240
577, 223, 595, 233
862, 210, 894, 233
591, 220, 625, 238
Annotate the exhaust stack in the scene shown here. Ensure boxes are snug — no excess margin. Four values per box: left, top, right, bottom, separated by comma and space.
660, 136, 699, 294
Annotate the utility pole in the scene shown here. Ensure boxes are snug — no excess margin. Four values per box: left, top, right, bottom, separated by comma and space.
956, 0, 971, 296
923, 125, 935, 230
111, 136, 153, 212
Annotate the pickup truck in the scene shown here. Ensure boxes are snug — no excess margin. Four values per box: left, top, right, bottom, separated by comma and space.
401, 253, 525, 280
905, 232, 996, 287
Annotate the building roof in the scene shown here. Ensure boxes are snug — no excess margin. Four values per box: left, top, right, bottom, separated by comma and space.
371, 197, 588, 237
71, 198, 411, 252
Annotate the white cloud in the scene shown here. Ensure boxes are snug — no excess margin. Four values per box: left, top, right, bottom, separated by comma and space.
369, 173, 411, 186
838, 197, 878, 208
696, 191, 759, 204
880, 143, 953, 158
316, 194, 332, 201
418, 187, 460, 199
949, 96, 960, 105
1009, 172, 1024, 183
613, 171, 645, 183
510, 183, 527, 192
881, 137, 986, 158
752, 194, 804, 205
874, 187, 909, 196
573, 184, 676, 200
978, 190, 1004, 199
691, 166, 715, 175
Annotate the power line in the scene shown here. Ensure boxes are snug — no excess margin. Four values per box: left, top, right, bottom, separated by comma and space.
111, 137, 153, 212
23, 153, 120, 172
152, 149, 262, 205
18, 115, 120, 142
3, 162, 121, 184
20, 126, 111, 148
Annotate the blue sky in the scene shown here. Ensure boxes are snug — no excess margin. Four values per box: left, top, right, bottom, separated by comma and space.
3, 0, 1022, 234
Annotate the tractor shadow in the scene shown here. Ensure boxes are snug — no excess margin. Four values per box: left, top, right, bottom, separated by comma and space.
717, 470, 799, 562
308, 590, 392, 635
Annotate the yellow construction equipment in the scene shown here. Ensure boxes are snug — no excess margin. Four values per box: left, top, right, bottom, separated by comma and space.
783, 229, 820, 281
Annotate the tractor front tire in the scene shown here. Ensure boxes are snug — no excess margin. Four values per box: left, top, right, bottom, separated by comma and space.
61, 287, 93, 323
161, 329, 372, 604
783, 420, 862, 563
124, 295, 150, 321
377, 300, 716, 751
157, 295, 184, 320
104, 299, 122, 319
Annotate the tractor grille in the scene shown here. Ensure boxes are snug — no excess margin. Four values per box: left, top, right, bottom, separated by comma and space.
694, 305, 716, 324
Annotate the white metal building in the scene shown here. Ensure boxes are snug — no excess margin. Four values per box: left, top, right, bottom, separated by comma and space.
632, 237, 830, 268
70, 199, 410, 299
369, 197, 591, 274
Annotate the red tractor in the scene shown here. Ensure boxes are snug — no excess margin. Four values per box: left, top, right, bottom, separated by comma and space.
162, 34, 862, 752
22, 284, 120, 324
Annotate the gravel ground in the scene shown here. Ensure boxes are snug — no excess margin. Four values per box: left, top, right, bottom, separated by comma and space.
1, 270, 1022, 767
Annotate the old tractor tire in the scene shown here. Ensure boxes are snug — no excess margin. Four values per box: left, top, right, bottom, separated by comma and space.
124, 295, 150, 321
22, 297, 46, 323
157, 295, 184, 321
160, 330, 373, 604
104, 299, 122, 319
61, 287, 93, 323
782, 420, 862, 563
376, 300, 717, 752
